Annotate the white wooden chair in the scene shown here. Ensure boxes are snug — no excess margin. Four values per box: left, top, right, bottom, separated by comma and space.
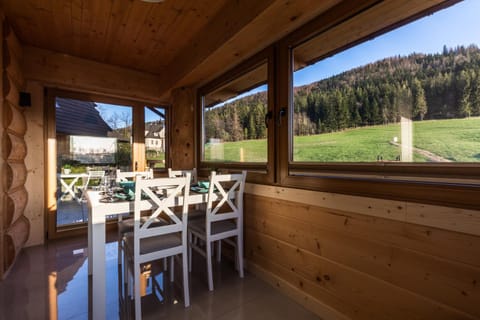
78, 170, 105, 200
116, 169, 155, 262
122, 175, 191, 319
188, 171, 246, 291
168, 168, 197, 184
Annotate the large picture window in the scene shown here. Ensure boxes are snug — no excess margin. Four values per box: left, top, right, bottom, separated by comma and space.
291, 0, 480, 164
145, 106, 167, 170
199, 50, 274, 183
201, 61, 269, 163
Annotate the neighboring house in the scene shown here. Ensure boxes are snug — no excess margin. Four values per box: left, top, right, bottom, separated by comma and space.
145, 121, 165, 153
56, 98, 113, 164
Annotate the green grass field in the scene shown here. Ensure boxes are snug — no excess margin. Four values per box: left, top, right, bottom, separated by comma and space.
204, 117, 480, 162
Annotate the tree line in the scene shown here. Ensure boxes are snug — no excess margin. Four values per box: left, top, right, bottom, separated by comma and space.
205, 44, 480, 141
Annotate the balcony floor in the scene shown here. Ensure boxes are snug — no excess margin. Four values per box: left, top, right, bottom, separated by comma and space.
0, 233, 321, 319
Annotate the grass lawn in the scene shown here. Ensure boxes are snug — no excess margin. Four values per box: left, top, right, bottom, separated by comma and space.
204, 139, 267, 162
204, 117, 480, 163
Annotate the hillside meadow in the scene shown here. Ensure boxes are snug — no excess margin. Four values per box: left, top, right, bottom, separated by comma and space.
204, 117, 480, 163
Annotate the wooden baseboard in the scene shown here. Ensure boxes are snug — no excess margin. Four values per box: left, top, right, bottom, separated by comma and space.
245, 259, 350, 320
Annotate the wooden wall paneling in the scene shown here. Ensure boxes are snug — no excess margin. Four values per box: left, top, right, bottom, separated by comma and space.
3, 101, 26, 135
246, 228, 474, 320
246, 260, 351, 320
245, 184, 406, 223
405, 203, 480, 236
245, 194, 480, 318
23, 81, 44, 246
248, 247, 382, 320
246, 187, 480, 268
245, 184, 480, 237
170, 87, 195, 170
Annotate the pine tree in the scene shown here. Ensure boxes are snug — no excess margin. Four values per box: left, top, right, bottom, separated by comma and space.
412, 78, 428, 120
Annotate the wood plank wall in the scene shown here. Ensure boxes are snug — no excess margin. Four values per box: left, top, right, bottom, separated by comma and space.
0, 17, 29, 279
244, 184, 480, 320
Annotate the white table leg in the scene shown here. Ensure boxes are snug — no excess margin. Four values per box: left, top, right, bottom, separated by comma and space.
90, 206, 107, 319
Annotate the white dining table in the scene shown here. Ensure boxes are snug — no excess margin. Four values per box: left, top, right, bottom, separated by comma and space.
86, 189, 214, 319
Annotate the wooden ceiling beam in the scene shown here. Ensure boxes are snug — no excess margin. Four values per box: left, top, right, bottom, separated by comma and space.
155, 0, 279, 100
22, 46, 165, 104
157, 0, 342, 101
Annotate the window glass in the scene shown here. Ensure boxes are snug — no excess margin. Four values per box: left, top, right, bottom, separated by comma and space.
202, 62, 268, 163
56, 99, 133, 227
145, 106, 166, 169
292, 0, 480, 163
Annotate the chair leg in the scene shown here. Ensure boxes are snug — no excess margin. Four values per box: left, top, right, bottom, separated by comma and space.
236, 235, 244, 278
134, 262, 142, 319
206, 240, 214, 291
117, 231, 123, 265
188, 231, 193, 272
182, 249, 190, 307
169, 256, 175, 282
216, 240, 221, 262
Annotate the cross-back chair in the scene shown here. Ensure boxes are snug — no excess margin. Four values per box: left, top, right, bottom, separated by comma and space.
188, 171, 246, 291
121, 174, 191, 319
168, 168, 197, 184
116, 168, 153, 183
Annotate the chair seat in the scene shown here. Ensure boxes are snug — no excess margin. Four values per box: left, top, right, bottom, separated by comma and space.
124, 233, 182, 256
118, 216, 167, 234
189, 218, 237, 235
174, 208, 205, 221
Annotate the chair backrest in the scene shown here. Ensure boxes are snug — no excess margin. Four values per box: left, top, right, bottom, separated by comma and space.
205, 171, 246, 227
116, 169, 153, 182
88, 170, 105, 178
133, 174, 191, 261
168, 168, 197, 184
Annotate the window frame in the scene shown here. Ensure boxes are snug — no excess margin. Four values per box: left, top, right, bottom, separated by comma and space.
194, 0, 480, 209
276, 0, 480, 209
144, 105, 170, 173
197, 48, 276, 184
45, 88, 170, 239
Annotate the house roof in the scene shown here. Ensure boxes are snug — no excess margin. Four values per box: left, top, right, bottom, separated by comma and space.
56, 98, 112, 137
145, 121, 165, 139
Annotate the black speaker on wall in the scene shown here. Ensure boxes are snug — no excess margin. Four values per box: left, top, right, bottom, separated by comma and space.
19, 92, 31, 107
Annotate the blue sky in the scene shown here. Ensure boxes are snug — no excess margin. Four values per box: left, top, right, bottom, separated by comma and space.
96, 103, 165, 124
294, 0, 480, 86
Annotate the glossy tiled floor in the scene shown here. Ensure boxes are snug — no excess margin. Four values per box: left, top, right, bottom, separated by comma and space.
0, 234, 320, 320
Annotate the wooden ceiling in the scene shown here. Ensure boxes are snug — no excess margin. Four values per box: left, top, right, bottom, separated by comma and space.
0, 0, 342, 100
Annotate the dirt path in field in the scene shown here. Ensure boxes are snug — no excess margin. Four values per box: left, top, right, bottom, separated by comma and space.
389, 141, 452, 162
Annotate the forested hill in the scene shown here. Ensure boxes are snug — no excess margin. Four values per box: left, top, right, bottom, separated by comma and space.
205, 45, 480, 141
